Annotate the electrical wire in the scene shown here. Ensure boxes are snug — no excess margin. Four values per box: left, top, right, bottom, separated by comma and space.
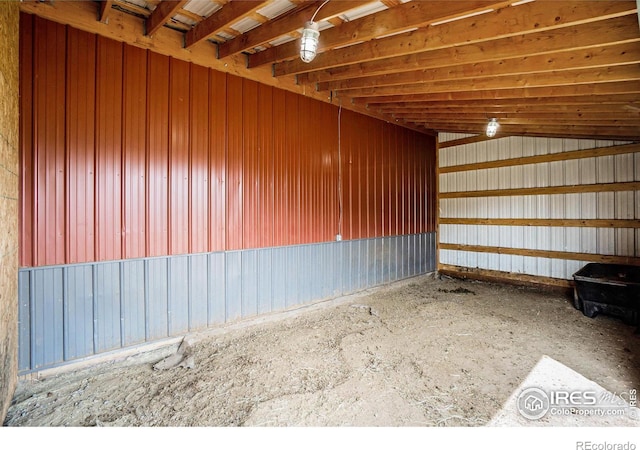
337, 102, 343, 239
311, 0, 331, 22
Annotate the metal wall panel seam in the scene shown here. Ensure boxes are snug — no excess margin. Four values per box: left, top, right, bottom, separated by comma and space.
143, 258, 150, 341
91, 263, 98, 355
187, 255, 192, 330
62, 266, 69, 361
18, 272, 31, 371
119, 261, 125, 348
167, 256, 172, 336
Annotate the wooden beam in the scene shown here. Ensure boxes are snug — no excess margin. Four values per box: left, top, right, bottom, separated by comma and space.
146, 0, 187, 36
382, 104, 640, 114
379, 94, 640, 110
217, 1, 370, 58
440, 181, 640, 199
396, 113, 640, 124
98, 0, 113, 24
248, 0, 512, 68
439, 243, 640, 266
430, 124, 640, 140
439, 134, 487, 149
309, 14, 640, 84
316, 43, 640, 91
275, 1, 638, 76
439, 218, 640, 229
353, 81, 640, 105
438, 265, 573, 290
184, 0, 265, 49
337, 64, 640, 99
439, 143, 640, 173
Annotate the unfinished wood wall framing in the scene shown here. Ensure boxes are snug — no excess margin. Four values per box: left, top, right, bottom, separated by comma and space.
437, 133, 640, 287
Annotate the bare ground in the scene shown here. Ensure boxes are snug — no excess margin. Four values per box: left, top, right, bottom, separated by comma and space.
4, 274, 639, 427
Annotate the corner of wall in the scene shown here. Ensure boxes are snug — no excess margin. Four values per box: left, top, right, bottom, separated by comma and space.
0, 1, 20, 424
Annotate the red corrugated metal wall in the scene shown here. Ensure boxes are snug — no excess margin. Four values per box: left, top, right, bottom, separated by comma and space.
19, 15, 436, 268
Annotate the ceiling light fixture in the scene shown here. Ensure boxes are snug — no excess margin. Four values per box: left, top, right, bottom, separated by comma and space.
300, 0, 330, 63
486, 118, 499, 137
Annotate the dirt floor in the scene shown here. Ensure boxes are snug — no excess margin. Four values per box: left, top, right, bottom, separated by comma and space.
4, 274, 640, 427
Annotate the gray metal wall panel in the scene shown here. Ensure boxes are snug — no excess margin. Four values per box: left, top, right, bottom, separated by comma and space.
285, 246, 299, 307
168, 256, 189, 335
409, 234, 418, 277
367, 239, 377, 287
64, 265, 94, 360
401, 235, 410, 279
32, 268, 63, 369
343, 240, 356, 293
429, 233, 436, 272
376, 238, 386, 286
298, 245, 312, 304
208, 252, 226, 325
257, 249, 272, 315
331, 241, 343, 298
122, 260, 145, 346
380, 237, 390, 285
320, 243, 332, 299
18, 271, 30, 371
18, 233, 437, 373
226, 251, 242, 321
189, 254, 209, 331
241, 250, 258, 318
271, 247, 287, 311
95, 263, 121, 353
388, 236, 398, 282
147, 258, 169, 340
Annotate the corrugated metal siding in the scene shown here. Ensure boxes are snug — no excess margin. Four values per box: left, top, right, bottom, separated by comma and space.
122, 45, 148, 260
66, 28, 96, 264
20, 16, 436, 267
18, 233, 436, 373
439, 135, 639, 280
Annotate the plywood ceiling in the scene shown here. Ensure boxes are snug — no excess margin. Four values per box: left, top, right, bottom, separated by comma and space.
21, 0, 640, 140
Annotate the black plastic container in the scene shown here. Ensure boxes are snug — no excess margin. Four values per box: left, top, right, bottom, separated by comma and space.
572, 263, 640, 326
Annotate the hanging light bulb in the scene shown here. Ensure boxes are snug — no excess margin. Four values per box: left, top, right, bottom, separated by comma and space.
300, 21, 320, 63
486, 118, 499, 137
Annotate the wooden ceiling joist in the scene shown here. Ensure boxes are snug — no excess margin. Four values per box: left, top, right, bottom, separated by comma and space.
184, 0, 265, 49
20, 0, 640, 139
217, 0, 370, 59
316, 43, 640, 92
277, 0, 638, 77
146, 0, 188, 36
98, 0, 114, 23
336, 65, 640, 99
248, 0, 513, 68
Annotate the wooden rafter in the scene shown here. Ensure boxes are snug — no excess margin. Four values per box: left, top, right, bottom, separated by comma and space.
249, 0, 513, 68
335, 64, 640, 98
98, 0, 114, 23
184, 0, 266, 49
146, 0, 188, 36
19, 0, 640, 139
217, 0, 370, 58
278, 1, 638, 76
316, 43, 640, 92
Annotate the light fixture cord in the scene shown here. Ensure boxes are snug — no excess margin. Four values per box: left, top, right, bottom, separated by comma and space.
337, 102, 343, 238
311, 0, 331, 22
